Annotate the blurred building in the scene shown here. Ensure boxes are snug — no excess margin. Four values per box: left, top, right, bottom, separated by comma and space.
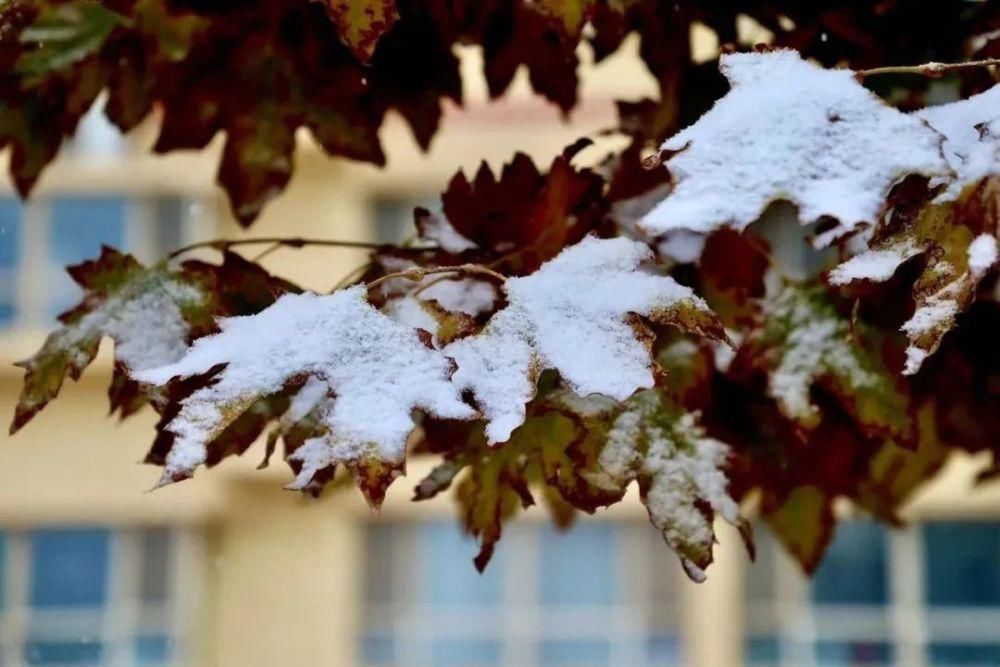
2, 36, 1000, 667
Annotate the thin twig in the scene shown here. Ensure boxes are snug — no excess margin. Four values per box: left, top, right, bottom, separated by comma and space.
166, 237, 434, 261
250, 242, 284, 262
367, 264, 507, 292
857, 58, 1000, 78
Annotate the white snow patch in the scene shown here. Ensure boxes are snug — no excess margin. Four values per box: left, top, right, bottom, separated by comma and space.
420, 278, 497, 315
828, 243, 921, 285
968, 233, 998, 276
447, 235, 715, 444
640, 50, 949, 246
916, 84, 1000, 200
417, 210, 478, 252
136, 286, 475, 482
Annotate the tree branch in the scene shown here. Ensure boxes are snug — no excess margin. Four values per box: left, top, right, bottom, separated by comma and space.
857, 58, 1000, 78
367, 264, 507, 291
166, 237, 434, 261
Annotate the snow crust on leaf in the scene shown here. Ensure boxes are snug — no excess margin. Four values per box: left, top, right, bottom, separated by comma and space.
446, 236, 726, 444
747, 286, 910, 439
135, 286, 475, 484
415, 209, 479, 253
639, 50, 949, 246
583, 390, 744, 582
916, 84, 1000, 200
11, 247, 208, 433
968, 233, 999, 275
828, 243, 922, 284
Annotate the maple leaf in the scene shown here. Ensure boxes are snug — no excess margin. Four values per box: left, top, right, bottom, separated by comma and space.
830, 177, 1000, 374
134, 286, 475, 494
761, 485, 835, 575
10, 247, 213, 434
446, 235, 727, 444
439, 146, 607, 274
16, 1, 127, 78
415, 384, 624, 572
317, 0, 399, 63
735, 284, 912, 442
578, 389, 752, 582
639, 50, 950, 247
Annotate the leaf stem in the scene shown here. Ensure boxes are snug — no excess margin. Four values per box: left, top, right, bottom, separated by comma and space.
367, 264, 507, 291
856, 58, 1000, 78
166, 237, 432, 260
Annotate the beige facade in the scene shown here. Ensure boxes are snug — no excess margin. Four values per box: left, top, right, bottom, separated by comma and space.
2, 38, 1000, 667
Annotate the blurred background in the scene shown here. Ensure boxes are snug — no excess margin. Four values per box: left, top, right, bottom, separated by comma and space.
2, 19, 1000, 667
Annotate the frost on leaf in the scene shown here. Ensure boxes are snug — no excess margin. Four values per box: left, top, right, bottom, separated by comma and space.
915, 84, 1000, 200
830, 177, 1000, 374
446, 235, 727, 444
135, 286, 475, 495
639, 50, 949, 247
11, 247, 211, 434
737, 285, 911, 441
576, 389, 750, 582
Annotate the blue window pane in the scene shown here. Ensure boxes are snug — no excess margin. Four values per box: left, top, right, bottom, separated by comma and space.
648, 635, 681, 664
816, 641, 892, 665
49, 197, 127, 316
746, 637, 781, 664
49, 197, 126, 264
928, 643, 1000, 664
539, 639, 611, 667
362, 634, 395, 665
924, 522, 1000, 607
540, 524, 614, 606
0, 199, 20, 326
30, 529, 110, 607
0, 198, 21, 266
24, 640, 102, 665
432, 639, 501, 667
418, 522, 502, 606
812, 522, 887, 605
135, 636, 172, 664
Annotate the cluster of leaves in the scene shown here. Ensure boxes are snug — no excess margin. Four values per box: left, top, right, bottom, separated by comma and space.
4, 0, 1000, 224
6, 1, 1000, 580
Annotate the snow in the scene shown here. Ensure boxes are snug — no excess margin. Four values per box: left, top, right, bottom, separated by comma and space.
446, 235, 716, 444
135, 286, 475, 483
420, 278, 496, 315
765, 287, 879, 425
416, 210, 478, 252
916, 84, 1000, 200
827, 243, 920, 285
968, 233, 998, 276
639, 50, 949, 247
60, 274, 202, 372
584, 390, 739, 583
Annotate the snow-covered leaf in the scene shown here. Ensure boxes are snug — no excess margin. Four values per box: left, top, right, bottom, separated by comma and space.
447, 235, 727, 444
737, 284, 911, 441
830, 177, 1000, 374
571, 389, 751, 582
639, 50, 950, 247
135, 286, 475, 493
11, 247, 212, 433
916, 84, 1000, 200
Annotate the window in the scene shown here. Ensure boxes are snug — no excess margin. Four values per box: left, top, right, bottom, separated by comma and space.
745, 520, 1000, 667
0, 194, 198, 328
0, 526, 202, 666
361, 520, 683, 667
